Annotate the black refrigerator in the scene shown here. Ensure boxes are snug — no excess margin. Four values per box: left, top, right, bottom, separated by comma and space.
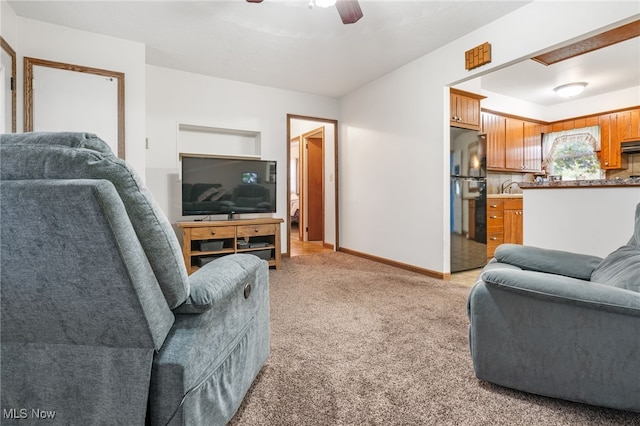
450, 129, 487, 272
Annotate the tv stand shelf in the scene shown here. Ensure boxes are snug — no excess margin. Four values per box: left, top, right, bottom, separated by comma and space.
178, 218, 283, 274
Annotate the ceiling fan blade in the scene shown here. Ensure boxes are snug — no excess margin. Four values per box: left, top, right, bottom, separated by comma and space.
336, 0, 363, 25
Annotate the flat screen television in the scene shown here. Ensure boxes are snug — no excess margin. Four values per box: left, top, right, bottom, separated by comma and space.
181, 155, 277, 217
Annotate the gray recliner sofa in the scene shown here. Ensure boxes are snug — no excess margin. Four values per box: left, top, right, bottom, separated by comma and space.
468, 202, 640, 412
0, 132, 270, 425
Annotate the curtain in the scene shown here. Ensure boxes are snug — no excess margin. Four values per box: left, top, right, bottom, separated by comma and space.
541, 126, 600, 172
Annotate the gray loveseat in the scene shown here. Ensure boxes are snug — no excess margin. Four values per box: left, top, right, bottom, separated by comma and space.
0, 133, 270, 425
468, 202, 640, 412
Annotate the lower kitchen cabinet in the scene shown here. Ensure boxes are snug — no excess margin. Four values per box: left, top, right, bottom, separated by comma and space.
486, 199, 504, 260
486, 197, 523, 260
503, 198, 523, 245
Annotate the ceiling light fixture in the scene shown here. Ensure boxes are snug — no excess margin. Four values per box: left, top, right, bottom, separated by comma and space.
553, 82, 588, 98
310, 0, 337, 8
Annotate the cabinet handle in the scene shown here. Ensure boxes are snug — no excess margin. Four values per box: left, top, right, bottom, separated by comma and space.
489, 215, 498, 219
490, 204, 498, 208
254, 228, 259, 232
490, 237, 499, 241
211, 230, 216, 235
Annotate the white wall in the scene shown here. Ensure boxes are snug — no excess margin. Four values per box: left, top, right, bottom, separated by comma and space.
145, 65, 339, 252
523, 187, 640, 257
1, 0, 18, 48
1, 12, 146, 173
339, 1, 639, 274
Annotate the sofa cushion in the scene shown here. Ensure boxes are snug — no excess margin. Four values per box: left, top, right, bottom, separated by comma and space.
0, 132, 190, 308
591, 245, 640, 293
494, 244, 602, 281
173, 254, 263, 314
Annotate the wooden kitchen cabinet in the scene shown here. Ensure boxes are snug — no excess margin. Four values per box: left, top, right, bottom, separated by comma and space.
486, 199, 504, 260
618, 108, 640, 142
522, 121, 543, 172
599, 112, 626, 169
450, 88, 484, 131
483, 112, 506, 170
505, 117, 525, 170
503, 198, 523, 245
484, 112, 542, 173
550, 116, 599, 132
505, 118, 543, 172
486, 197, 523, 260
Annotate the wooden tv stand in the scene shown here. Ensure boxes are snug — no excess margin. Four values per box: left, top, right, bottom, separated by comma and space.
178, 218, 283, 275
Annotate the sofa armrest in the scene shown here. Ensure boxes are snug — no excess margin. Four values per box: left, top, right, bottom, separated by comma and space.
494, 244, 603, 281
481, 268, 640, 316
173, 254, 265, 314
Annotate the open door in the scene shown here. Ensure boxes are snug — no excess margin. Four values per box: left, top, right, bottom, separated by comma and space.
306, 134, 324, 241
286, 115, 339, 256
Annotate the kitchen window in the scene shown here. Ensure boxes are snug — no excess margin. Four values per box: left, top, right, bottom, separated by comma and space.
541, 126, 603, 180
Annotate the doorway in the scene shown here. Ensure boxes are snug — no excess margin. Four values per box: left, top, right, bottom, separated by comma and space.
286, 115, 339, 257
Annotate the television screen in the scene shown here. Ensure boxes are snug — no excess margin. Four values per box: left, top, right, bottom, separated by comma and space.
181, 155, 277, 217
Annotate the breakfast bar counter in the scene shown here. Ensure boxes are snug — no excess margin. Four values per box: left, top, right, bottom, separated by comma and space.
519, 177, 640, 189
517, 179, 640, 257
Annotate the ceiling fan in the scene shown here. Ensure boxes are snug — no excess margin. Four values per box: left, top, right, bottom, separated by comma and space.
246, 0, 363, 25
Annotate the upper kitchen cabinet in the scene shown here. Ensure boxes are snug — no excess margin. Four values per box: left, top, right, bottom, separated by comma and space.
483, 112, 506, 169
505, 118, 543, 173
483, 112, 542, 173
450, 89, 485, 131
550, 116, 599, 132
599, 112, 628, 170
505, 118, 525, 171
618, 108, 640, 142
522, 120, 543, 173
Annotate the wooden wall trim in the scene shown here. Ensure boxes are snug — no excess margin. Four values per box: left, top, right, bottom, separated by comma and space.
482, 105, 640, 128
481, 108, 548, 125
450, 87, 486, 100
23, 56, 126, 159
338, 247, 451, 281
1, 36, 17, 132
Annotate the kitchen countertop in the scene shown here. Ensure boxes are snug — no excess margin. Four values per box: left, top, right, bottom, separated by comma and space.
519, 177, 640, 189
486, 193, 523, 198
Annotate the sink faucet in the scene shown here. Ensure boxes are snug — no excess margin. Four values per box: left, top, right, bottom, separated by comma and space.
501, 180, 519, 194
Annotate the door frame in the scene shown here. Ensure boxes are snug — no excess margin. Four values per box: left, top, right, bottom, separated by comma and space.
1, 37, 16, 133
286, 114, 339, 257
24, 56, 125, 159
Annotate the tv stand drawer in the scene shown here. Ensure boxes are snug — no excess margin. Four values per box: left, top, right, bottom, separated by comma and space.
191, 226, 235, 240
237, 224, 277, 238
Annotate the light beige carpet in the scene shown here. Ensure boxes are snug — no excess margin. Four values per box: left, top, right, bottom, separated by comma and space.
230, 252, 639, 425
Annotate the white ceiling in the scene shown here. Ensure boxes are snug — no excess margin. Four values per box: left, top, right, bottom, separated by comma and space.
478, 35, 640, 106
9, 0, 529, 98
8, 1, 639, 104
